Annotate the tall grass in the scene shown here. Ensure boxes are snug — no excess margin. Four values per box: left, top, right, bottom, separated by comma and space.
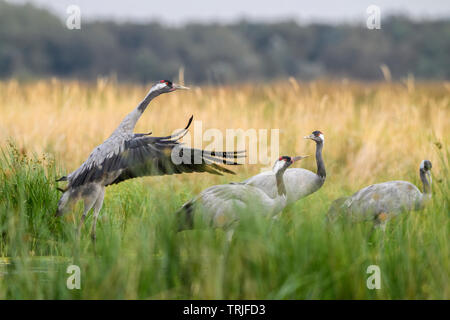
0, 79, 448, 299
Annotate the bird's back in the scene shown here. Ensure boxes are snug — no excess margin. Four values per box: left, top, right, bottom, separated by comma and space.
284, 168, 324, 204
193, 183, 285, 228
344, 180, 423, 220
243, 170, 276, 196
326, 197, 349, 223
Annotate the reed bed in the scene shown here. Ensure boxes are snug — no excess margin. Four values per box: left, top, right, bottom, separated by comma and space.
0, 79, 448, 299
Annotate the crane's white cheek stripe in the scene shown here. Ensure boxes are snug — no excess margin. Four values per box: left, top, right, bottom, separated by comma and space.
420, 160, 425, 170
319, 134, 324, 143
272, 160, 286, 173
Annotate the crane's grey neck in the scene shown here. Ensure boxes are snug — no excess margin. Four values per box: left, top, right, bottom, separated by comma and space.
420, 169, 431, 196
315, 142, 326, 179
275, 170, 287, 196
115, 87, 162, 134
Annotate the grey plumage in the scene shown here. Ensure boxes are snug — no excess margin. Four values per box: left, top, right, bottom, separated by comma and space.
325, 197, 349, 224
177, 156, 307, 231
56, 80, 244, 239
327, 160, 432, 227
243, 130, 326, 205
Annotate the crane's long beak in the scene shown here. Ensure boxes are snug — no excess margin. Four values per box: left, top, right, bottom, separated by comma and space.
304, 134, 314, 140
292, 155, 309, 162
173, 83, 190, 90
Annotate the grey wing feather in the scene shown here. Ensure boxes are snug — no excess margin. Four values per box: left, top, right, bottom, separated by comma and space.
345, 181, 423, 220
133, 132, 152, 138
67, 116, 245, 188
108, 138, 243, 186
283, 168, 324, 204
66, 135, 125, 188
243, 171, 276, 196
197, 184, 280, 226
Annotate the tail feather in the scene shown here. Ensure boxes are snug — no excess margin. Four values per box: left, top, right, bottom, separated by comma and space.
55, 189, 72, 217
207, 162, 236, 175
176, 200, 195, 232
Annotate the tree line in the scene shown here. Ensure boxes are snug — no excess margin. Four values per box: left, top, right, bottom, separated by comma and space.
1, 1, 449, 83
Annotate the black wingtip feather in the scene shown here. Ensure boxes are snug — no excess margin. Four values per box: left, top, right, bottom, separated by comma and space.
186, 115, 194, 129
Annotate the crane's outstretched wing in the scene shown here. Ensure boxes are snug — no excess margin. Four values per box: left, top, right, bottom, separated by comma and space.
66, 116, 245, 188
108, 141, 245, 186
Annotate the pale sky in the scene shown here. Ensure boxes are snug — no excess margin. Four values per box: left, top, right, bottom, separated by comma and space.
7, 0, 450, 25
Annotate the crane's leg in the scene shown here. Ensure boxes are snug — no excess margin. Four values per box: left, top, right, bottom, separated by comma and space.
77, 198, 96, 239
90, 187, 105, 241
369, 212, 388, 245
226, 229, 234, 243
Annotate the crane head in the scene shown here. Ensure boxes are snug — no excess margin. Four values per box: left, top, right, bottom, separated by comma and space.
153, 80, 190, 93
304, 130, 324, 144
272, 155, 309, 174
420, 159, 432, 185
420, 160, 432, 172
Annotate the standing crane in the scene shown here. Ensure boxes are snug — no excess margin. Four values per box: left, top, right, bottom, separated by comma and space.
56, 80, 244, 239
177, 155, 308, 232
327, 160, 433, 229
243, 130, 326, 205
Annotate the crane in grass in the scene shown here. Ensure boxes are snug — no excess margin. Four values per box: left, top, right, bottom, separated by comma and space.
243, 130, 326, 205
327, 160, 433, 229
56, 80, 244, 240
176, 155, 308, 235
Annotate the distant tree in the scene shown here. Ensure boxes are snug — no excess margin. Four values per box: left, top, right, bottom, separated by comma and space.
0, 1, 449, 82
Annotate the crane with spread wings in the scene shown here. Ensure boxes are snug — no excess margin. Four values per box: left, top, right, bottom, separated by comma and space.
56, 80, 244, 239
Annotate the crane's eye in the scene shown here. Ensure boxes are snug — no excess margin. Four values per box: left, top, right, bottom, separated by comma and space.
279, 157, 283, 161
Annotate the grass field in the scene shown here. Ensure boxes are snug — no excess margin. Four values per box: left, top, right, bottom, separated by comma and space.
0, 78, 448, 299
